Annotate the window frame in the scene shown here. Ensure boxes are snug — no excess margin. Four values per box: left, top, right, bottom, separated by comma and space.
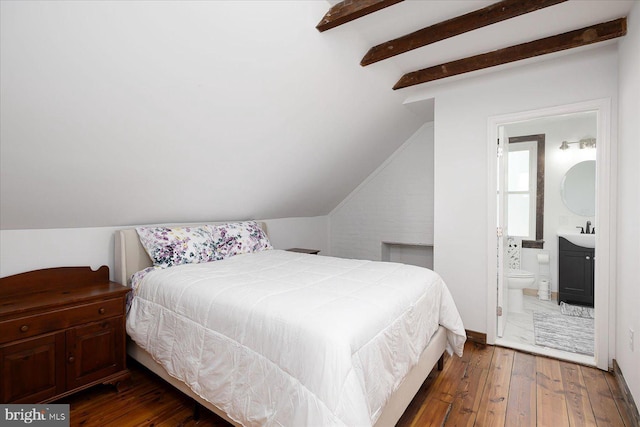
508, 134, 545, 249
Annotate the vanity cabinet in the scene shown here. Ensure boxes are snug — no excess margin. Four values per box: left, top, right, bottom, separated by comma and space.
558, 237, 594, 306
0, 266, 130, 403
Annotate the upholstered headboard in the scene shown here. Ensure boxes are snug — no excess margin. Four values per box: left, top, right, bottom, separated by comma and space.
114, 222, 268, 287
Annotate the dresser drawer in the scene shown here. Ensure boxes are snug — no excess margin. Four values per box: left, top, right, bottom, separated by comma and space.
0, 298, 124, 344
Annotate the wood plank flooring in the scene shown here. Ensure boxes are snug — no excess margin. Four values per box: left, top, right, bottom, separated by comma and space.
62, 342, 637, 426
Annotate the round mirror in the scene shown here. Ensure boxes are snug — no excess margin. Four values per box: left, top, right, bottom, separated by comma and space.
561, 160, 596, 216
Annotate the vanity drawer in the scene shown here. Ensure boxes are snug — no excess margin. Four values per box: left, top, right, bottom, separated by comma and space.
0, 298, 124, 344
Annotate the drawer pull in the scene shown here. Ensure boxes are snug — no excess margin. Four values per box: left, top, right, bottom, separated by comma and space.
68, 356, 75, 363
20, 325, 29, 332
98, 308, 106, 315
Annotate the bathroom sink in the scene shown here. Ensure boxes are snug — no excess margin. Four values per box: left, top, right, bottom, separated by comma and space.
558, 233, 595, 248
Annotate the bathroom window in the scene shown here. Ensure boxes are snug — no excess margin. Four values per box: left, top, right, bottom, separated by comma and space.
508, 143, 536, 240
508, 135, 545, 248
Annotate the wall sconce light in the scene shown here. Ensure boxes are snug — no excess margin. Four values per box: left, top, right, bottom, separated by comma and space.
559, 138, 596, 150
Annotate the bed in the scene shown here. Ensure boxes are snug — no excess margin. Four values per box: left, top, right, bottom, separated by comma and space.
115, 221, 465, 427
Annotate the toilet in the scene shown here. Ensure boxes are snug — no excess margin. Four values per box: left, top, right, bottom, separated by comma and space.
507, 269, 536, 312
506, 237, 535, 313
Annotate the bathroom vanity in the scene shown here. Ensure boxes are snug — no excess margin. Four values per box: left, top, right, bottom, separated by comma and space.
558, 236, 595, 306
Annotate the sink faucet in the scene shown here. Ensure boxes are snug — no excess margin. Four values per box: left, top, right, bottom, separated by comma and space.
585, 221, 592, 234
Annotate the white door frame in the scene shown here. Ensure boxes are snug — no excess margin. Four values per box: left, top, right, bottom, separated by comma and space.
486, 98, 614, 370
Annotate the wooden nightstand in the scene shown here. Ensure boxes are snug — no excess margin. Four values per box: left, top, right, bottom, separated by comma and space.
0, 266, 130, 404
286, 248, 320, 255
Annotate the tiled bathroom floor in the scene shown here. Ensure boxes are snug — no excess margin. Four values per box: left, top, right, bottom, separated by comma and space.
498, 295, 595, 365
502, 295, 560, 346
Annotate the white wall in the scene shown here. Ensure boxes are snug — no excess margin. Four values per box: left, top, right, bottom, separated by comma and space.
505, 114, 597, 293
0, 216, 329, 279
405, 45, 618, 335
616, 1, 640, 407
329, 122, 434, 261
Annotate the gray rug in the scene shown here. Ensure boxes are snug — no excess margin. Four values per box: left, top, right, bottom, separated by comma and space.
560, 301, 595, 319
533, 311, 594, 356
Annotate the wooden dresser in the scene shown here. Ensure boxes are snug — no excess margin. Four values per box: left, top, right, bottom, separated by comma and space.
0, 266, 130, 403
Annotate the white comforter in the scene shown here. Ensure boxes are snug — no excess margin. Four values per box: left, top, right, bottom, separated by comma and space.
127, 250, 465, 427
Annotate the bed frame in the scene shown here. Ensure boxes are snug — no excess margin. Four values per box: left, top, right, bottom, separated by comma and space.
114, 223, 446, 427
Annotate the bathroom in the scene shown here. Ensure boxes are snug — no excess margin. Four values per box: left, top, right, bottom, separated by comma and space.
495, 109, 598, 364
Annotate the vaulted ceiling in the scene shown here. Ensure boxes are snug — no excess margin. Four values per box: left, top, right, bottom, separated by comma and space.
316, 0, 632, 96
0, 0, 634, 230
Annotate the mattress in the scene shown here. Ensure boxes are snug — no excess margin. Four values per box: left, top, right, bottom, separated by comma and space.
127, 249, 466, 427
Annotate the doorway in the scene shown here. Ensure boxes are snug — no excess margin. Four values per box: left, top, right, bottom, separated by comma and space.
486, 99, 613, 370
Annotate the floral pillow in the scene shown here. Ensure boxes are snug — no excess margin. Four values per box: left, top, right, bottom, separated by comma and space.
136, 226, 220, 268
208, 221, 272, 259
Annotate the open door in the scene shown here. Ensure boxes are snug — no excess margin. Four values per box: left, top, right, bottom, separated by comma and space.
496, 126, 508, 338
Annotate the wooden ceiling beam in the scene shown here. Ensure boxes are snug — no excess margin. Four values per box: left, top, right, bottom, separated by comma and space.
316, 0, 404, 33
393, 17, 627, 90
361, 0, 568, 66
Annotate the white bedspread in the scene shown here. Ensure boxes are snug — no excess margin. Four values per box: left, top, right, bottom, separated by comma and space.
127, 250, 465, 427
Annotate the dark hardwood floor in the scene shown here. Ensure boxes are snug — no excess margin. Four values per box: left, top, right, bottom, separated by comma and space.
62, 342, 637, 426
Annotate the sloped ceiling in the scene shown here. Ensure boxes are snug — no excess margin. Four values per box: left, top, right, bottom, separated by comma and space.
325, 0, 633, 96
0, 0, 635, 230
0, 0, 423, 229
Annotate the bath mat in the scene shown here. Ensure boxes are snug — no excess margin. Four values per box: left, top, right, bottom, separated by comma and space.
533, 311, 594, 356
560, 302, 595, 319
